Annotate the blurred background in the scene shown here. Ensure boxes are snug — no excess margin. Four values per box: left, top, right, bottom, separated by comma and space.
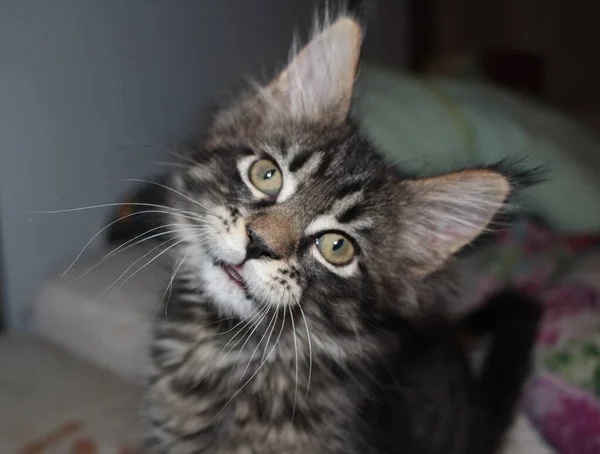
1, 0, 600, 452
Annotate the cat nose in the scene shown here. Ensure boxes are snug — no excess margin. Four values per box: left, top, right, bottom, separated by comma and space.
246, 227, 279, 260
245, 213, 297, 260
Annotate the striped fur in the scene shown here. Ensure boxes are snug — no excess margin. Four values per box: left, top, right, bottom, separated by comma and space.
142, 5, 540, 454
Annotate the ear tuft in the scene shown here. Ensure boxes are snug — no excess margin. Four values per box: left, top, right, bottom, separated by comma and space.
266, 14, 363, 125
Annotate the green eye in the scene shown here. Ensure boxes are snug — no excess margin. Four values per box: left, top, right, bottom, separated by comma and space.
249, 159, 282, 196
316, 233, 355, 266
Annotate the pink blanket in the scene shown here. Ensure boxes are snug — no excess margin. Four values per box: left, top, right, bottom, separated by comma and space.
468, 220, 600, 454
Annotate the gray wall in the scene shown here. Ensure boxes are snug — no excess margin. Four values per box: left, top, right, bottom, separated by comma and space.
0, 0, 317, 328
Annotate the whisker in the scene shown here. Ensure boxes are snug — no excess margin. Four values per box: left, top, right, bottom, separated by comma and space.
147, 161, 188, 169
182, 305, 269, 396
219, 307, 266, 355
72, 226, 197, 283
256, 301, 281, 423
101, 237, 185, 296
162, 241, 197, 320
60, 206, 198, 277
289, 305, 299, 425
227, 305, 270, 392
75, 223, 197, 280
28, 202, 193, 215
209, 307, 262, 337
260, 285, 289, 366
118, 178, 225, 221
239, 305, 278, 384
213, 304, 287, 424
118, 143, 198, 167
168, 306, 258, 353
296, 299, 313, 398
117, 144, 232, 213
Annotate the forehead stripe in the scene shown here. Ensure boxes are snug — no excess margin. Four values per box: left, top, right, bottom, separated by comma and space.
336, 203, 365, 224
338, 180, 368, 196
288, 150, 313, 172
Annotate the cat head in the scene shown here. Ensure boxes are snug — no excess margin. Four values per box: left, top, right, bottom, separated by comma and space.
168, 9, 512, 326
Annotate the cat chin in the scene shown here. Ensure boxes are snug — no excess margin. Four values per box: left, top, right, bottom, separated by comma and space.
198, 255, 257, 319
185, 232, 302, 318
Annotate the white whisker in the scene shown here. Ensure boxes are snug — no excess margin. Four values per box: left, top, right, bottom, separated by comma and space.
102, 237, 185, 295
183, 305, 270, 396
240, 306, 278, 383
219, 306, 268, 360
62, 208, 166, 277
119, 178, 225, 221
289, 305, 299, 425
297, 303, 313, 398
227, 306, 270, 392
147, 161, 188, 169
162, 241, 197, 320
261, 293, 283, 366
29, 202, 189, 215
213, 305, 287, 423
75, 223, 197, 281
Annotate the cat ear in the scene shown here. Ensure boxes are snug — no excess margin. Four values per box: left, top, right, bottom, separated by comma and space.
399, 170, 511, 275
266, 16, 362, 125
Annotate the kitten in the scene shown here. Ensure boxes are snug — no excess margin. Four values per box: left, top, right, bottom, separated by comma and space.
142, 5, 541, 454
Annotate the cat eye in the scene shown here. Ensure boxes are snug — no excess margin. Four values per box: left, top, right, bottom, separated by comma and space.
249, 159, 282, 196
316, 232, 355, 266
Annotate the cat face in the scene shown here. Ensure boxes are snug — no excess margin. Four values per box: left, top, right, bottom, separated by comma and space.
172, 125, 400, 322
167, 15, 511, 323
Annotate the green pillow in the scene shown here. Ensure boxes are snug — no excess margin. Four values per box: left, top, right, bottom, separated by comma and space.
352, 64, 600, 233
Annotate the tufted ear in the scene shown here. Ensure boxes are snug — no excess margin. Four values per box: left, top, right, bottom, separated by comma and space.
265, 15, 363, 125
399, 170, 511, 275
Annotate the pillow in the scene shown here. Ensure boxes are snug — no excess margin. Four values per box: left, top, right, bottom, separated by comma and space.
352, 64, 600, 233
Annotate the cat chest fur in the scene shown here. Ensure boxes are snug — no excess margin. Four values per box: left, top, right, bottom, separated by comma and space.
145, 307, 365, 454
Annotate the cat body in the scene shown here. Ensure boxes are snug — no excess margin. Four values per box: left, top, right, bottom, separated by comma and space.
142, 5, 541, 453
144, 286, 540, 454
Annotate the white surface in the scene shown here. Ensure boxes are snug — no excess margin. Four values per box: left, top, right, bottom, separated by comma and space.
503, 414, 556, 454
30, 245, 166, 383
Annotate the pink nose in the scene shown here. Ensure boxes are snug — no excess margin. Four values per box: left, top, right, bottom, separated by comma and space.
246, 213, 297, 259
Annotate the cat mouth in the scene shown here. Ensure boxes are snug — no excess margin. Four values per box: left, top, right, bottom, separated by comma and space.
221, 264, 246, 288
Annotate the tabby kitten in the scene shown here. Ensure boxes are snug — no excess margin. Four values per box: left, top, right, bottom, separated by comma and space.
142, 7, 541, 454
